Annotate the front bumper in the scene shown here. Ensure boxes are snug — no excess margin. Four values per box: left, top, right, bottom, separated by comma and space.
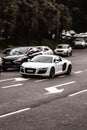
20, 67, 49, 77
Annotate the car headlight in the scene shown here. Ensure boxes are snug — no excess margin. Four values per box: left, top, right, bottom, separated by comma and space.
37, 67, 48, 74
38, 67, 48, 71
20, 65, 24, 69
0, 57, 2, 65
82, 42, 85, 45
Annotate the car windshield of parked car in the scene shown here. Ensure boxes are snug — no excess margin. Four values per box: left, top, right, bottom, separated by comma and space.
10, 48, 28, 55
31, 56, 53, 63
57, 45, 68, 49
75, 38, 84, 41
28, 47, 42, 54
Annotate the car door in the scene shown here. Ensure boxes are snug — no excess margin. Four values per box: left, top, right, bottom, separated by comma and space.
54, 57, 63, 74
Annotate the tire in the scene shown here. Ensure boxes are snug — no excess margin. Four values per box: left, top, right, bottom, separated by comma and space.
21, 74, 28, 78
70, 51, 72, 56
49, 67, 55, 78
2, 67, 7, 72
66, 52, 71, 57
66, 65, 72, 75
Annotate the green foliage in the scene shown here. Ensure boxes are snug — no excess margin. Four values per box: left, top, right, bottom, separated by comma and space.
1, 0, 86, 47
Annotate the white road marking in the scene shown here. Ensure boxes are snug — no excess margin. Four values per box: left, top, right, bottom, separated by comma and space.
45, 81, 76, 94
69, 89, 87, 97
74, 71, 83, 74
45, 88, 64, 94
14, 77, 29, 81
0, 78, 15, 82
35, 79, 48, 83
0, 108, 30, 118
0, 77, 28, 82
2, 84, 23, 89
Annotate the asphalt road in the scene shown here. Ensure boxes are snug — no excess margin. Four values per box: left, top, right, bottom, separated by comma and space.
0, 48, 87, 130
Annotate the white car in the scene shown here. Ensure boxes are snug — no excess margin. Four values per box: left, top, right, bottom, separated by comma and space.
54, 44, 72, 56
20, 55, 72, 78
74, 37, 86, 48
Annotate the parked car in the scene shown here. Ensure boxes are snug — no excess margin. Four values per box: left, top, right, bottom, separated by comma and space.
54, 44, 72, 56
20, 55, 72, 78
14, 46, 53, 65
1, 47, 29, 71
74, 37, 86, 48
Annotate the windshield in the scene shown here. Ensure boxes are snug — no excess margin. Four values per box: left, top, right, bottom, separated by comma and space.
31, 56, 53, 63
28, 47, 42, 54
57, 45, 68, 49
75, 38, 84, 41
10, 47, 28, 55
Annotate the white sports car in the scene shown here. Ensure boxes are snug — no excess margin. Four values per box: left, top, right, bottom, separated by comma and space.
20, 55, 72, 78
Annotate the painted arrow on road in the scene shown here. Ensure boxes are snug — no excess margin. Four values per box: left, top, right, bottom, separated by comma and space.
45, 81, 76, 94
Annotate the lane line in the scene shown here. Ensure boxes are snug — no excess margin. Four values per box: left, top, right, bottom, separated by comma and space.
74, 71, 83, 74
0, 108, 30, 118
2, 84, 23, 89
0, 78, 15, 82
46, 81, 76, 89
0, 77, 29, 83
14, 77, 29, 81
69, 89, 87, 97
45, 81, 76, 94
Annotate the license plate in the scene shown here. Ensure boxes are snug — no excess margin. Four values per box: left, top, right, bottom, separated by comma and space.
27, 69, 34, 72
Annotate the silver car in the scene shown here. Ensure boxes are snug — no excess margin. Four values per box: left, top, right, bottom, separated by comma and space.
54, 44, 72, 57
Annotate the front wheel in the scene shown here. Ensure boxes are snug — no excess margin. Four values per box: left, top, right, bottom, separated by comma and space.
21, 74, 28, 78
49, 67, 55, 78
66, 65, 72, 75
2, 67, 7, 72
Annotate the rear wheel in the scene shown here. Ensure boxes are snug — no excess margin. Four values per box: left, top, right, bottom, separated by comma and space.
66, 65, 72, 75
49, 67, 55, 78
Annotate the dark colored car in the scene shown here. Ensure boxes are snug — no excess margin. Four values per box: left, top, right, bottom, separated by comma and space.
0, 48, 12, 57
14, 46, 53, 65
1, 47, 29, 71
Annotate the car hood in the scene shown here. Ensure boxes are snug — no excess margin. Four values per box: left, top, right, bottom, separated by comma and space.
22, 62, 52, 68
2, 54, 26, 60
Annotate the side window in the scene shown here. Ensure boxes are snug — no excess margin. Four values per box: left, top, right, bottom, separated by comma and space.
54, 57, 62, 63
44, 48, 49, 52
